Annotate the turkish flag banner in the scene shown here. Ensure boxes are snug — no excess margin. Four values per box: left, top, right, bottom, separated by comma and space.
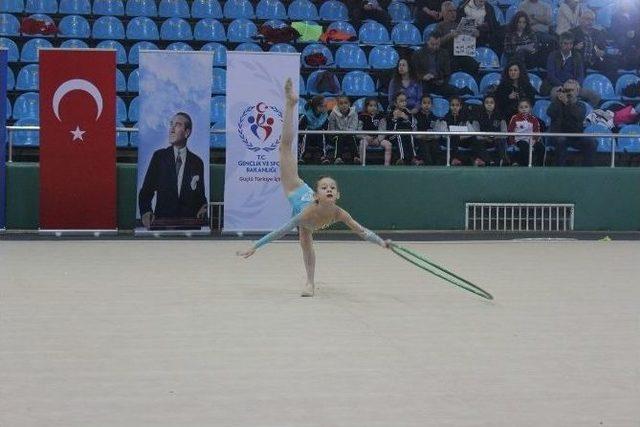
39, 49, 116, 230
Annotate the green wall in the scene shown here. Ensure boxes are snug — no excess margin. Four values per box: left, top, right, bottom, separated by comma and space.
5, 163, 640, 231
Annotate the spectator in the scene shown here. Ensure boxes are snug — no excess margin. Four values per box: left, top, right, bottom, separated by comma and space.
572, 10, 617, 79
503, 11, 538, 70
442, 96, 482, 166
495, 61, 537, 118
388, 58, 423, 114
518, 0, 552, 35
298, 95, 328, 164
345, 0, 391, 27
611, 0, 640, 70
414, 95, 442, 165
415, 0, 445, 31
547, 79, 594, 166
556, 0, 584, 36
470, 95, 508, 166
433, 1, 480, 75
411, 36, 467, 98
545, 32, 584, 89
457, 0, 502, 52
328, 96, 359, 164
507, 98, 544, 166
358, 98, 392, 166
387, 92, 420, 165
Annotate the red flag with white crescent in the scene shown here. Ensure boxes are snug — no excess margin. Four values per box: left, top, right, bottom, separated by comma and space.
39, 49, 116, 230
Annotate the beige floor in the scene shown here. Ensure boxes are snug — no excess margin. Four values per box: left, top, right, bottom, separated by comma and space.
1, 240, 638, 427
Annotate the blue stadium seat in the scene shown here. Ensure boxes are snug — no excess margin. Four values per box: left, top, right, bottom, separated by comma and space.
13, 92, 39, 119
494, 4, 506, 25
59, 0, 90, 14
326, 21, 356, 42
16, 64, 39, 90
1, 0, 24, 13
580, 100, 594, 117
369, 45, 399, 70
127, 16, 159, 40
96, 39, 127, 64
391, 22, 421, 45
269, 43, 297, 53
58, 15, 90, 38
159, 0, 189, 17
504, 4, 518, 24
126, 0, 157, 16
212, 67, 226, 94
532, 99, 551, 127
22, 13, 56, 37
227, 18, 257, 43
497, 0, 518, 6
298, 97, 307, 112
342, 71, 376, 96
129, 122, 139, 146
475, 47, 500, 71
125, 96, 140, 122
585, 123, 614, 152
388, 1, 412, 23
586, 0, 614, 8
235, 41, 261, 52
528, 73, 542, 94
432, 96, 449, 118
210, 95, 225, 124
262, 19, 286, 28
464, 98, 482, 106
299, 77, 306, 95
6, 67, 15, 90
116, 121, 128, 147
115, 68, 126, 91
600, 100, 623, 111
595, 3, 614, 28
618, 124, 640, 153
319, 0, 348, 21
288, 0, 318, 20
0, 37, 19, 61
5, 96, 11, 119
191, 0, 222, 18
352, 96, 383, 112
20, 37, 52, 62
0, 13, 21, 36
359, 21, 390, 45
92, 16, 125, 39
335, 44, 367, 69
160, 17, 192, 40
448, 72, 479, 97
128, 40, 158, 64
306, 70, 340, 95
615, 74, 640, 100
127, 68, 139, 92
224, 0, 254, 19
582, 73, 617, 100
201, 41, 227, 65
14, 118, 40, 146
301, 43, 334, 67
93, 0, 124, 15
479, 72, 501, 94
166, 41, 193, 51
423, 23, 438, 42
25, 0, 57, 13
210, 122, 225, 148
60, 38, 89, 49
194, 18, 226, 41
256, 0, 287, 20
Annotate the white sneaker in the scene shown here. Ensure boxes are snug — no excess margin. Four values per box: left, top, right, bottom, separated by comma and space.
301, 282, 315, 297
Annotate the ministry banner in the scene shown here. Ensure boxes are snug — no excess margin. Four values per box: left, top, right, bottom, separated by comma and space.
39, 49, 116, 231
0, 49, 6, 230
224, 52, 300, 232
136, 51, 212, 233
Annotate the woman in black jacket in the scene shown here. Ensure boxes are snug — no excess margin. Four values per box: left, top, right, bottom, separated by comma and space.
495, 61, 536, 118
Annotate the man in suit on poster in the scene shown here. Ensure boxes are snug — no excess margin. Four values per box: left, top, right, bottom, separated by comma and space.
138, 112, 207, 228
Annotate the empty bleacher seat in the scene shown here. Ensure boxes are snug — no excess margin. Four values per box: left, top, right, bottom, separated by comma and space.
475, 47, 500, 71
159, 0, 190, 18
191, 0, 222, 18
127, 68, 139, 92
586, 123, 614, 152
319, 0, 348, 21
211, 68, 226, 94
116, 121, 128, 147
210, 95, 225, 124
301, 43, 334, 67
127, 96, 138, 121
615, 74, 640, 100
618, 124, 640, 153
235, 41, 261, 52
431, 96, 449, 118
210, 122, 225, 148
582, 73, 617, 100
423, 23, 437, 42
288, 0, 318, 20
12, 92, 39, 119
528, 73, 542, 95
129, 123, 139, 146
369, 45, 398, 70
58, 15, 91, 38
92, 16, 126, 39
96, 39, 127, 64
166, 41, 193, 51
1, 0, 24, 13
532, 99, 551, 127
194, 18, 226, 41
14, 118, 40, 146
224, 0, 254, 19
5, 97, 11, 119
160, 17, 192, 40
60, 38, 89, 49
388, 1, 412, 23
359, 21, 390, 45
6, 67, 15, 90
93, 0, 124, 16
306, 70, 340, 95
448, 72, 479, 97
128, 40, 158, 64
16, 64, 39, 91
115, 68, 126, 91
116, 95, 127, 122
127, 16, 159, 40
342, 70, 376, 96
0, 37, 19, 61
59, 0, 90, 14
25, 0, 57, 14
227, 18, 257, 43
256, 0, 287, 20
201, 41, 227, 65
20, 37, 52, 62
335, 44, 367, 69
504, 4, 518, 24
269, 43, 297, 53
126, 0, 156, 16
479, 72, 501, 95
391, 22, 422, 45
0, 13, 21, 36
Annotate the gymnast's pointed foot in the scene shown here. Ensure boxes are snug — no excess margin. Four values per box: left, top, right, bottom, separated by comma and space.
301, 281, 315, 297
285, 78, 298, 107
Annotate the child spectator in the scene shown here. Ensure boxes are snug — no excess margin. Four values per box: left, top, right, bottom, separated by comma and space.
328, 96, 359, 164
388, 93, 420, 165
414, 95, 442, 165
507, 98, 544, 166
470, 95, 508, 166
298, 95, 328, 164
442, 96, 481, 166
358, 98, 392, 166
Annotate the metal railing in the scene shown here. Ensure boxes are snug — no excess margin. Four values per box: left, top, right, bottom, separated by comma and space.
6, 126, 640, 168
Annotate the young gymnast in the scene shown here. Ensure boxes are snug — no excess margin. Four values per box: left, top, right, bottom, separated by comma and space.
237, 78, 391, 297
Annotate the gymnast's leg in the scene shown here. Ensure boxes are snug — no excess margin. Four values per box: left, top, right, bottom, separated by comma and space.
299, 227, 316, 297
280, 78, 305, 195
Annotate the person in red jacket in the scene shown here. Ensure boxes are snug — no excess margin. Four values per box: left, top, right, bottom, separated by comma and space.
507, 99, 544, 166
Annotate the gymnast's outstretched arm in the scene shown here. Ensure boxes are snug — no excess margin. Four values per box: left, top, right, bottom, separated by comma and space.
336, 208, 391, 248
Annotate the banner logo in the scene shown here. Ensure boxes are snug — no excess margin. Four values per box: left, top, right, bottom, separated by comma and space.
238, 102, 283, 152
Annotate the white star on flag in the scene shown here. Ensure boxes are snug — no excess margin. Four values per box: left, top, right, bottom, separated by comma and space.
70, 125, 86, 142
